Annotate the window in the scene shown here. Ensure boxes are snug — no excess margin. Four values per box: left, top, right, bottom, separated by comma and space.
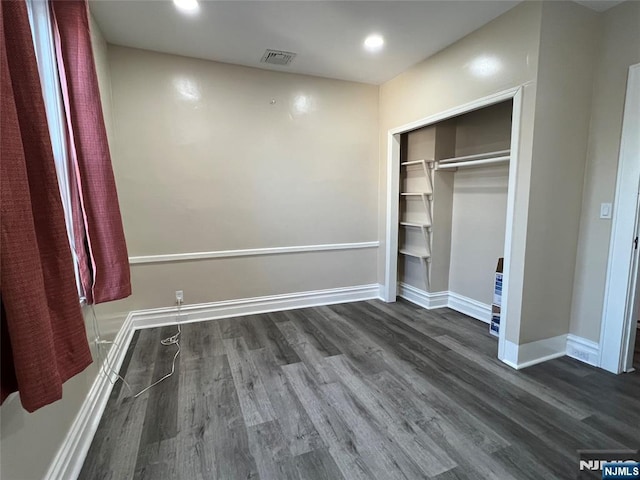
26, 0, 83, 298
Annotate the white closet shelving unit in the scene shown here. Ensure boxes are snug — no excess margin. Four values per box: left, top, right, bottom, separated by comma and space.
399, 158, 434, 288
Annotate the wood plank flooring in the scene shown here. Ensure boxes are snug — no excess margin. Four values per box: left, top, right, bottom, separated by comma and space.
79, 300, 640, 480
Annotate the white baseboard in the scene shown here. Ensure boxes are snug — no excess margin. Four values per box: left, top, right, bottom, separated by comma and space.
566, 334, 600, 367
501, 334, 567, 369
397, 285, 491, 325
131, 284, 381, 330
45, 283, 381, 480
398, 282, 448, 309
447, 291, 492, 324
45, 312, 136, 480
397, 289, 595, 371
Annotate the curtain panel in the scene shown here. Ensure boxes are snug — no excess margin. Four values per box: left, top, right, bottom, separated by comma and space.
0, 0, 92, 412
51, 0, 131, 304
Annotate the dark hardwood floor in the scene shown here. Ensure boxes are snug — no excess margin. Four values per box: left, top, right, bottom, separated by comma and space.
79, 300, 640, 480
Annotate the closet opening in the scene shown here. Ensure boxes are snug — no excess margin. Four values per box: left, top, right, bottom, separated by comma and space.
384, 88, 523, 364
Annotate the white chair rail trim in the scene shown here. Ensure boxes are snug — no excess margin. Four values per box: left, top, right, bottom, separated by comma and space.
129, 241, 380, 265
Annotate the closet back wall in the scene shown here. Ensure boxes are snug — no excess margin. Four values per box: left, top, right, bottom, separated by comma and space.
449, 165, 508, 305
449, 102, 511, 306
97, 45, 379, 326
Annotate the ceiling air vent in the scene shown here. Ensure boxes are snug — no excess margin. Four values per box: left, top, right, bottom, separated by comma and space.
261, 49, 296, 66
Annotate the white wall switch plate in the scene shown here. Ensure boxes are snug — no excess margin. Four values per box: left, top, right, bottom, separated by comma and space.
600, 203, 612, 219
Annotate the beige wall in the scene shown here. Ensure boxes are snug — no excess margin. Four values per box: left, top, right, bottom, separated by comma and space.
379, 1, 543, 344
449, 165, 509, 304
518, 1, 600, 343
377, 1, 541, 137
105, 250, 377, 317
96, 45, 380, 323
570, 0, 640, 342
90, 13, 114, 146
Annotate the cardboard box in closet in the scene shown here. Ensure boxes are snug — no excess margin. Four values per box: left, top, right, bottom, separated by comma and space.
490, 258, 503, 337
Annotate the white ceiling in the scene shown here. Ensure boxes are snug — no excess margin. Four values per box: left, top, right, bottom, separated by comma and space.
90, 0, 623, 85
89, 0, 522, 85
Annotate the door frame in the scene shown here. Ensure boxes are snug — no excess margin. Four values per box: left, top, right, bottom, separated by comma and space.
599, 63, 640, 374
382, 86, 524, 365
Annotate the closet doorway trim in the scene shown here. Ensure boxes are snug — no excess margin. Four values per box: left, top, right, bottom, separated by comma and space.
383, 86, 524, 365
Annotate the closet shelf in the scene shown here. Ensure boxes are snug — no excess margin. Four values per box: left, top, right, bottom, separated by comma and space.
400, 221, 432, 228
400, 192, 433, 199
399, 249, 431, 260
438, 149, 510, 165
401, 159, 434, 167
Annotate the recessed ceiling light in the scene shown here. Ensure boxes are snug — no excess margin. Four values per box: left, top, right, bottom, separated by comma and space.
364, 34, 384, 52
173, 0, 199, 14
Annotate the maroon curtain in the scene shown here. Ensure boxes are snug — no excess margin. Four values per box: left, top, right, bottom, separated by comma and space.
50, 0, 131, 304
0, 0, 92, 412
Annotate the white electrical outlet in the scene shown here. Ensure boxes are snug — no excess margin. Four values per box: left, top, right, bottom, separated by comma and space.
175, 290, 184, 304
